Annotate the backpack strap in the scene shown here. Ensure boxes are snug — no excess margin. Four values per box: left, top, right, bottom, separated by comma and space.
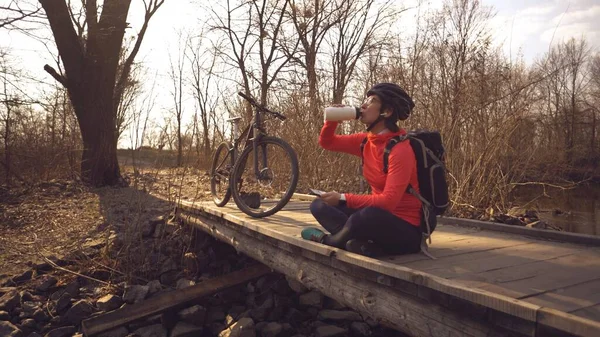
383, 135, 407, 173
360, 137, 368, 166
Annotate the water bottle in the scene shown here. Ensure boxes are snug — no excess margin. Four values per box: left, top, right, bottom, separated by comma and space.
324, 106, 361, 121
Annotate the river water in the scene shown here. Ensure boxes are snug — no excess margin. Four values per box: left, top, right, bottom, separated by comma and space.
511, 183, 600, 236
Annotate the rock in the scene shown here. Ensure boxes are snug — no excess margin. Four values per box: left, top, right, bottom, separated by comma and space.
133, 324, 167, 337
318, 310, 362, 322
256, 292, 274, 311
149, 216, 166, 227
182, 253, 199, 274
285, 276, 307, 294
0, 310, 10, 320
218, 317, 255, 337
206, 307, 226, 323
169, 322, 203, 337
281, 323, 293, 335
285, 308, 311, 326
19, 291, 34, 302
43, 326, 76, 337
97, 295, 123, 312
227, 305, 247, 321
0, 321, 23, 337
36, 276, 58, 293
175, 279, 195, 290
64, 300, 94, 325
314, 325, 346, 337
122, 285, 149, 304
164, 223, 178, 235
146, 280, 162, 295
55, 293, 71, 314
20, 318, 37, 330
64, 281, 80, 297
0, 287, 16, 296
249, 308, 269, 322
12, 270, 34, 284
272, 279, 293, 296
98, 327, 129, 337
324, 298, 346, 310
159, 271, 180, 286
299, 291, 323, 307
160, 258, 178, 275
362, 316, 378, 328
350, 322, 371, 336
260, 322, 283, 337
178, 305, 206, 325
0, 290, 21, 311
141, 221, 157, 238
254, 322, 268, 332
21, 301, 41, 316
153, 223, 166, 238
32, 309, 49, 323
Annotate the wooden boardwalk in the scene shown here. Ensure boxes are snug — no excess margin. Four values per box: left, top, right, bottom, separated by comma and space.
176, 196, 600, 337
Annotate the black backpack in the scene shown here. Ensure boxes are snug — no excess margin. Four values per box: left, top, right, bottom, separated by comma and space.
360, 130, 449, 238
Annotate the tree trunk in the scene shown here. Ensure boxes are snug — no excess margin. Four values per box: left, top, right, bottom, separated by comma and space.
39, 0, 140, 186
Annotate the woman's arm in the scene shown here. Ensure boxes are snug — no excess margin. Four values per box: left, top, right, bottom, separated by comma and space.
345, 143, 416, 211
319, 121, 366, 157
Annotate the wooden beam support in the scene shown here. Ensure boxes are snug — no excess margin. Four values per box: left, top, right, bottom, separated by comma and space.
81, 264, 270, 336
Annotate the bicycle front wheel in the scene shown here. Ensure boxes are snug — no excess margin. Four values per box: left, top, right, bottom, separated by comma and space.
210, 141, 234, 207
231, 136, 299, 217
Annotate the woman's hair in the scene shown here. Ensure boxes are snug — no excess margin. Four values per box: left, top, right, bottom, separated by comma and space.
384, 115, 400, 132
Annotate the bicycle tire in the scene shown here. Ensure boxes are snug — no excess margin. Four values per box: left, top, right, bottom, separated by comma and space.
210, 141, 234, 207
231, 136, 299, 217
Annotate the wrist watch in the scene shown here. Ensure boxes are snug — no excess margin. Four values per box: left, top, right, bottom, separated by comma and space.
339, 193, 347, 206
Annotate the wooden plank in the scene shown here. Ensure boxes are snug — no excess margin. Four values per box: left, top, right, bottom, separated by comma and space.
537, 307, 600, 337
438, 217, 600, 246
422, 243, 587, 279
81, 264, 270, 336
571, 304, 600, 322
389, 235, 533, 265
180, 212, 531, 337
454, 252, 600, 301
404, 240, 586, 271
523, 278, 600, 313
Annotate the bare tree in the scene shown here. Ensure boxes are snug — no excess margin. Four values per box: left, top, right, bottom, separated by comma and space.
187, 35, 219, 160
284, 0, 341, 117
329, 0, 396, 103
209, 0, 298, 113
168, 32, 186, 167
39, 0, 165, 186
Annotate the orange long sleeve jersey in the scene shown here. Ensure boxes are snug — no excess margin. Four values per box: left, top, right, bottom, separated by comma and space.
319, 121, 422, 226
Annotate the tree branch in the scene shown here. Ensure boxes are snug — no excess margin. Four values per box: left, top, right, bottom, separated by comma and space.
43, 64, 67, 87
39, 0, 85, 86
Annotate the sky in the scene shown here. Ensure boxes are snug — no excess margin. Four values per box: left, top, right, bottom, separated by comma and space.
1, 0, 599, 147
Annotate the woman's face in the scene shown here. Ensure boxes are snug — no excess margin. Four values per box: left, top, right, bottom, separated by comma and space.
360, 95, 387, 125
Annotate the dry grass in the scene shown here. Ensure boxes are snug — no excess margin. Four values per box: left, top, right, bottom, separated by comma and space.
0, 163, 214, 284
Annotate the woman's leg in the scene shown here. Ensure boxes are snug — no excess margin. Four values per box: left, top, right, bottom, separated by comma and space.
324, 206, 421, 254
309, 198, 357, 235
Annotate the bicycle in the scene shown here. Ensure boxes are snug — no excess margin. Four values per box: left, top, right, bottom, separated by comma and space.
210, 92, 299, 218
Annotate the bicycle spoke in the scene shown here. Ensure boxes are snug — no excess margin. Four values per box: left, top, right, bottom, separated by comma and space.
231, 137, 298, 217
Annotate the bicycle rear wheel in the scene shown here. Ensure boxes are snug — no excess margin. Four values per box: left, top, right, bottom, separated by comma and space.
231, 136, 299, 217
210, 141, 234, 207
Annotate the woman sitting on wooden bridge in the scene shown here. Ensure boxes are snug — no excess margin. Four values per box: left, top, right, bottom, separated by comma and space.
301, 83, 422, 257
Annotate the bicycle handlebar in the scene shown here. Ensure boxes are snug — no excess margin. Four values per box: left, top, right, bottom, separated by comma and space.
237, 92, 287, 121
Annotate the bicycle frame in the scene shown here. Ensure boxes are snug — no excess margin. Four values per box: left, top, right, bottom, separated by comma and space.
229, 105, 269, 181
